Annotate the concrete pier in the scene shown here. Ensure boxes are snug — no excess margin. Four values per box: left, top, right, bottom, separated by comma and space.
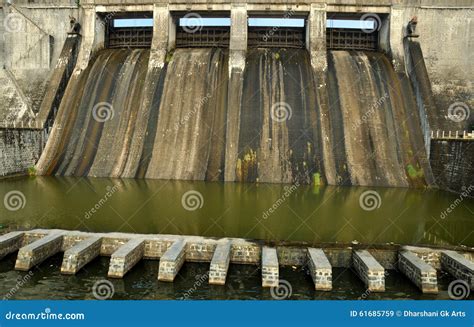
352, 250, 385, 292
0, 231, 24, 260
399, 251, 438, 293
307, 248, 332, 291
61, 236, 102, 275
441, 250, 474, 290
158, 239, 186, 282
209, 242, 232, 285
108, 238, 145, 278
15, 233, 63, 271
262, 247, 279, 288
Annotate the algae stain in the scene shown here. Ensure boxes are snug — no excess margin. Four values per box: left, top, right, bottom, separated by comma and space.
236, 149, 258, 182
406, 164, 424, 179
312, 172, 321, 186
28, 166, 37, 177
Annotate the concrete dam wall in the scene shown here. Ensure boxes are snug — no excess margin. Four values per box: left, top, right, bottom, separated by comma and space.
36, 46, 431, 187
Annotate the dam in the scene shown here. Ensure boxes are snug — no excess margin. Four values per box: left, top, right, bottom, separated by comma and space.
0, 0, 473, 300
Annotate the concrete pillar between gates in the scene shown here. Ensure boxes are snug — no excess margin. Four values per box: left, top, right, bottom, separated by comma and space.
262, 247, 279, 287
307, 3, 327, 72
108, 238, 145, 278
441, 250, 474, 290
398, 250, 438, 293
15, 232, 63, 271
209, 242, 232, 285
158, 239, 186, 282
61, 236, 102, 275
352, 250, 385, 292
0, 231, 24, 260
307, 248, 332, 291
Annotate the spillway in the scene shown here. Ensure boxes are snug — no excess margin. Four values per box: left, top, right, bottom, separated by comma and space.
36, 47, 431, 187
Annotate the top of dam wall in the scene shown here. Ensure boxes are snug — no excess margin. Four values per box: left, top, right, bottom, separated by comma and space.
4, 0, 472, 9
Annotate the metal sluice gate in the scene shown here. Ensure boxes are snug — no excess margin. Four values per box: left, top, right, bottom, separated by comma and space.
326, 28, 379, 51
106, 27, 153, 48
175, 27, 230, 48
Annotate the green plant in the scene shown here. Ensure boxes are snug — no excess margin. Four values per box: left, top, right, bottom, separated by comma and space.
27, 166, 37, 177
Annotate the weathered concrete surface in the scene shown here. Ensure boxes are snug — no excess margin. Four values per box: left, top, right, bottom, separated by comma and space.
399, 250, 438, 293
209, 242, 231, 285
61, 236, 102, 274
158, 239, 186, 282
307, 248, 332, 291
0, 231, 24, 260
352, 250, 385, 292
108, 238, 145, 278
15, 232, 63, 271
441, 250, 474, 290
262, 247, 279, 288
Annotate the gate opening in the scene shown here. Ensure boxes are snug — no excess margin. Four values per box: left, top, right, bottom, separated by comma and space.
175, 16, 231, 48
326, 13, 386, 51
248, 17, 306, 48
104, 13, 153, 49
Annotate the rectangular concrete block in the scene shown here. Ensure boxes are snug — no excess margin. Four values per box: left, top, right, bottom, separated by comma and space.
441, 250, 474, 290
399, 251, 438, 293
307, 248, 332, 291
15, 233, 63, 271
0, 231, 24, 260
61, 236, 102, 275
353, 250, 385, 292
209, 242, 231, 285
262, 247, 279, 288
158, 239, 186, 282
108, 238, 145, 278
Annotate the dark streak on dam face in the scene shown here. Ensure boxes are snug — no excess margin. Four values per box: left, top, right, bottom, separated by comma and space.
37, 47, 431, 187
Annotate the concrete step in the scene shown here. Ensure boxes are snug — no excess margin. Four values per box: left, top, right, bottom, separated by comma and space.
441, 250, 474, 290
398, 250, 438, 293
262, 247, 279, 287
158, 239, 186, 282
307, 248, 332, 291
61, 236, 102, 275
108, 238, 145, 278
15, 232, 63, 271
353, 250, 385, 292
209, 242, 231, 285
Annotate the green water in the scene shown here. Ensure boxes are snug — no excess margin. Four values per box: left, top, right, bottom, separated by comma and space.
1, 176, 473, 246
0, 176, 473, 300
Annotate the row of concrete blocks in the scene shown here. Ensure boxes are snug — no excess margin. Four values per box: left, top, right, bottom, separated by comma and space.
1, 231, 473, 293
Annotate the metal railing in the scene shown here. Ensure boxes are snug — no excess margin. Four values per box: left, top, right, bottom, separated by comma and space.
431, 130, 474, 140
248, 27, 305, 48
175, 27, 230, 48
106, 27, 153, 48
327, 28, 378, 51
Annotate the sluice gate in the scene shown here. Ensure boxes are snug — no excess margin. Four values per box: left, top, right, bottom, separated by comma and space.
1, 230, 473, 294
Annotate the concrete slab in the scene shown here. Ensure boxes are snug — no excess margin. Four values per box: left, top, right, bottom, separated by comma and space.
209, 242, 231, 285
61, 236, 102, 274
441, 250, 474, 290
0, 231, 24, 260
399, 250, 438, 293
158, 239, 186, 282
108, 238, 145, 278
262, 247, 279, 288
307, 248, 332, 291
353, 250, 385, 292
15, 232, 63, 271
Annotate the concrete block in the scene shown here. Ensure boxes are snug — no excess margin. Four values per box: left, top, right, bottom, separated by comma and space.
61, 236, 102, 274
262, 247, 279, 288
353, 250, 385, 292
108, 238, 145, 278
399, 251, 438, 293
15, 232, 63, 271
209, 242, 231, 285
441, 250, 474, 290
0, 231, 24, 260
158, 239, 186, 282
307, 248, 332, 291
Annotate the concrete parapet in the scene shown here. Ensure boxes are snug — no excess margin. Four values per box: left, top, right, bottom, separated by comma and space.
15, 232, 63, 271
61, 236, 102, 274
262, 247, 279, 288
398, 250, 438, 293
0, 231, 24, 260
307, 248, 332, 291
353, 250, 385, 292
107, 238, 145, 278
158, 239, 186, 282
209, 242, 231, 285
441, 250, 474, 290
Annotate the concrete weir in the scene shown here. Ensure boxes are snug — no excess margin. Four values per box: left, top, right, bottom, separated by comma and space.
1, 229, 473, 295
